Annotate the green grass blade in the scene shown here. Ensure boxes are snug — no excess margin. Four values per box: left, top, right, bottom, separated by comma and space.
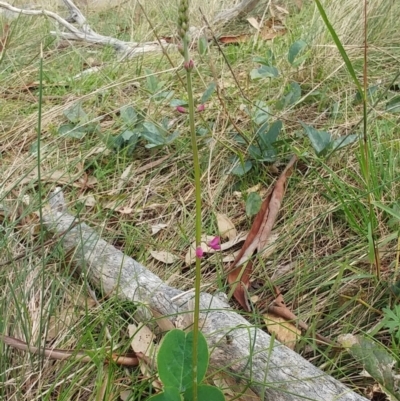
314, 0, 363, 95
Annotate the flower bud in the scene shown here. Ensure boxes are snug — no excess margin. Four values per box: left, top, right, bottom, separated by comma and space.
176, 106, 187, 113
184, 59, 194, 71
195, 247, 204, 258
208, 236, 221, 250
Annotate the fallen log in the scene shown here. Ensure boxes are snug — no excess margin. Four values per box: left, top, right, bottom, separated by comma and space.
41, 188, 368, 401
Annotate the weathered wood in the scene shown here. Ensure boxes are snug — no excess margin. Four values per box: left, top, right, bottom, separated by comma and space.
42, 188, 368, 401
213, 0, 261, 25
0, 0, 171, 58
0, 0, 264, 57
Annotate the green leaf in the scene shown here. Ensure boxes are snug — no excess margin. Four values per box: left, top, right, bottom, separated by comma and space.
141, 127, 165, 147
147, 387, 182, 401
119, 130, 139, 153
382, 306, 400, 340
63, 103, 88, 124
198, 36, 208, 56
84, 123, 100, 135
200, 82, 216, 104
253, 49, 275, 66
339, 335, 399, 400
250, 65, 279, 80
145, 69, 160, 93
390, 280, 400, 297
142, 122, 164, 136
120, 105, 137, 126
314, 0, 363, 95
301, 123, 332, 156
170, 99, 188, 107
183, 385, 225, 401
121, 130, 136, 141
154, 90, 175, 101
165, 130, 180, 144
276, 82, 301, 109
249, 145, 277, 162
196, 126, 208, 136
257, 120, 282, 148
386, 95, 400, 113
288, 40, 307, 65
287, 82, 301, 104
246, 192, 262, 217
58, 124, 87, 139
231, 160, 252, 176
232, 134, 247, 145
253, 101, 271, 125
372, 201, 400, 221
331, 134, 358, 151
157, 330, 209, 392
354, 86, 378, 105
29, 141, 39, 156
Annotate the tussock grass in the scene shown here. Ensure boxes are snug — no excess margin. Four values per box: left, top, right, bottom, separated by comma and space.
1, 0, 400, 399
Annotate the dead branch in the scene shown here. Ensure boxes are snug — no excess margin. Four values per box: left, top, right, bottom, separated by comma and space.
0, 334, 138, 366
36, 187, 369, 401
0, 0, 170, 58
0, 0, 265, 58
213, 0, 262, 25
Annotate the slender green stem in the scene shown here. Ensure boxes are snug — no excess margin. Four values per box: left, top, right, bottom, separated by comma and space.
182, 33, 202, 401
37, 44, 46, 366
362, 0, 380, 277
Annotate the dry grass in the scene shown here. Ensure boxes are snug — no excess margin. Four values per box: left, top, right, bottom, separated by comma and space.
1, 0, 400, 400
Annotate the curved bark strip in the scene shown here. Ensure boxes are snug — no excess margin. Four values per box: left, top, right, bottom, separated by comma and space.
41, 188, 368, 401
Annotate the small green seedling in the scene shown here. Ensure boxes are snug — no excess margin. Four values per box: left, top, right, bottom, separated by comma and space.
58, 102, 100, 139
250, 49, 279, 80
111, 105, 180, 153
232, 101, 283, 176
112, 105, 144, 155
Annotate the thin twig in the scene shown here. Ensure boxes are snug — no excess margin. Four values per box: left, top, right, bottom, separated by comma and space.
0, 334, 138, 366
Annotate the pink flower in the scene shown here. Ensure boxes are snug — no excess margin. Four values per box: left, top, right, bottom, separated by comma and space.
176, 106, 187, 113
195, 247, 204, 258
197, 104, 205, 112
208, 236, 221, 250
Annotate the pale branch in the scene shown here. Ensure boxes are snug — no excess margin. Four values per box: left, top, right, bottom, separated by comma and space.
0, 0, 265, 58
213, 0, 262, 25
39, 188, 369, 401
0, 0, 171, 57
61, 0, 94, 35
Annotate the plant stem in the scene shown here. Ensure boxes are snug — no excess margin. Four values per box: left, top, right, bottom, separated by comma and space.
37, 44, 47, 368
182, 32, 202, 401
362, 0, 380, 278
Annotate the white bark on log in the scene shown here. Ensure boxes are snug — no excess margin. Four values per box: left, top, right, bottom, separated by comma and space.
42, 188, 368, 401
213, 0, 261, 25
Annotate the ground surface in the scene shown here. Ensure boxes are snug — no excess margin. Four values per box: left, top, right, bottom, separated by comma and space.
0, 0, 400, 400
